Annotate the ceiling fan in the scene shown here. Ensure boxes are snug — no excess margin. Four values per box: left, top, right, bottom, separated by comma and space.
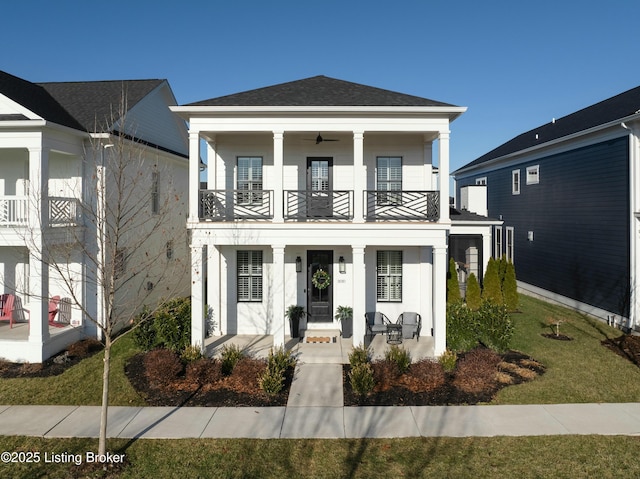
305, 133, 339, 144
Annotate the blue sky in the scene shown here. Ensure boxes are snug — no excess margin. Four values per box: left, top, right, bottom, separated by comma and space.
3, 0, 639, 172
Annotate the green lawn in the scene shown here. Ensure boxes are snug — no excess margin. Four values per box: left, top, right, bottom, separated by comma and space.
1, 435, 639, 479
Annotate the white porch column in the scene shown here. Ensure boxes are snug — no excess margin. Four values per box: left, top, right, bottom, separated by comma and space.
28, 146, 49, 344
206, 136, 217, 189
419, 246, 432, 336
424, 136, 434, 190
273, 132, 284, 222
432, 245, 447, 355
353, 131, 365, 222
438, 131, 450, 223
482, 231, 492, 276
188, 131, 201, 222
272, 245, 286, 347
352, 245, 366, 347
190, 244, 205, 352
207, 244, 221, 336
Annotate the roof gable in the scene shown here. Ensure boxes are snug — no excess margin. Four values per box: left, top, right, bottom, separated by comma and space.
187, 75, 457, 107
457, 84, 640, 172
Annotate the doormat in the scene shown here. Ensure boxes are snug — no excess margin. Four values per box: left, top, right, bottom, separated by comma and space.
305, 336, 335, 344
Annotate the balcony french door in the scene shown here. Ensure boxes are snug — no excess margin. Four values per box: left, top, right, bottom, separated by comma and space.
306, 158, 332, 218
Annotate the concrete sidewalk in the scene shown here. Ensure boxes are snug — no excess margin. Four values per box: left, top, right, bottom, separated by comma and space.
1, 403, 640, 439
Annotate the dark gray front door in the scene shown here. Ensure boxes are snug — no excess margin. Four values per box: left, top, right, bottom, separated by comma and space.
306, 157, 332, 217
307, 250, 333, 322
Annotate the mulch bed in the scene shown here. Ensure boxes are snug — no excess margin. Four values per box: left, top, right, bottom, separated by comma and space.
602, 334, 640, 368
124, 352, 293, 407
344, 350, 546, 406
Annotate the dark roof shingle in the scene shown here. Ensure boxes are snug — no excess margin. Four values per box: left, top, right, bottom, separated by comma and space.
187, 75, 456, 107
458, 84, 640, 172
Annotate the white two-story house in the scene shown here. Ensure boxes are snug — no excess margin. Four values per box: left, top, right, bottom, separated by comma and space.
0, 71, 190, 362
172, 76, 467, 355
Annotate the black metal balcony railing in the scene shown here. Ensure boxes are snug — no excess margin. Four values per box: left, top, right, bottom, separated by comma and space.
199, 190, 273, 221
284, 190, 353, 220
365, 190, 440, 221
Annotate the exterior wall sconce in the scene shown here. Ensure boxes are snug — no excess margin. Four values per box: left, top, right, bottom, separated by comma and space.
295, 256, 302, 273
339, 256, 346, 274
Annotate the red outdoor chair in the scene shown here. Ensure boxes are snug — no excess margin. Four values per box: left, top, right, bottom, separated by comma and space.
0, 294, 16, 328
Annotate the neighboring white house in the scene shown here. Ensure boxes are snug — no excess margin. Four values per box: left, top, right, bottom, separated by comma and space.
0, 71, 190, 362
172, 75, 468, 356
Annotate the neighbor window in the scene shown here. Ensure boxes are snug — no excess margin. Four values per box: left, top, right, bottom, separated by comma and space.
237, 157, 263, 205
237, 250, 263, 302
115, 248, 127, 277
526, 165, 539, 185
151, 171, 160, 214
494, 226, 503, 259
475, 177, 487, 186
377, 157, 402, 204
506, 227, 515, 262
512, 170, 520, 195
166, 240, 174, 260
377, 250, 402, 302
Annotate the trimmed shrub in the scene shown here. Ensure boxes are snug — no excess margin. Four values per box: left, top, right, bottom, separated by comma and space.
154, 297, 191, 352
144, 349, 183, 385
438, 349, 458, 372
476, 301, 514, 352
349, 362, 375, 396
132, 306, 156, 351
465, 273, 482, 311
502, 260, 519, 311
220, 344, 245, 375
348, 344, 371, 368
259, 366, 285, 395
266, 346, 296, 374
384, 345, 411, 374
447, 257, 461, 304
453, 348, 501, 394
446, 301, 478, 352
405, 359, 446, 392
482, 257, 503, 304
181, 344, 204, 363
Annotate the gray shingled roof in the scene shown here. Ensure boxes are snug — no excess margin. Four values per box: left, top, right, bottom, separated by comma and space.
456, 84, 640, 173
0, 70, 165, 133
187, 75, 457, 107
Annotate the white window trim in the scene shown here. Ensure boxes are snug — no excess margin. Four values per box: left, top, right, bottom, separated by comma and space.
237, 250, 263, 302
475, 177, 487, 186
512, 170, 520, 195
494, 226, 503, 259
376, 250, 403, 302
526, 165, 540, 185
506, 227, 515, 263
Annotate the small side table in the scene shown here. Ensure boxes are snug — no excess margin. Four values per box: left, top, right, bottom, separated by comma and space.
386, 324, 402, 344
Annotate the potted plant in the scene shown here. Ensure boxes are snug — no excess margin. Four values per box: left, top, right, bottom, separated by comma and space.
335, 305, 353, 338
285, 305, 305, 340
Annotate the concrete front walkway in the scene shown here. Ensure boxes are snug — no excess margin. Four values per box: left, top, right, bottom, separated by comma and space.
1, 403, 640, 439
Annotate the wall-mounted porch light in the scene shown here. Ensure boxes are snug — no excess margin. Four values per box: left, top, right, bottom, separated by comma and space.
296, 256, 302, 273
339, 256, 346, 274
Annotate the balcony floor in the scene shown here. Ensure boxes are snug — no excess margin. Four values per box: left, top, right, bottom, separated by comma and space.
0, 320, 73, 341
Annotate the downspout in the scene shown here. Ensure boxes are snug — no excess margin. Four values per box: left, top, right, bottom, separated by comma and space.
621, 121, 637, 331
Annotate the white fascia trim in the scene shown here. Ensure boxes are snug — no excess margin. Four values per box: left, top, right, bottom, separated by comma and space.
453, 112, 640, 177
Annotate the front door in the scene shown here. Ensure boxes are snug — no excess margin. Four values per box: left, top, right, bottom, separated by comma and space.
307, 250, 333, 323
306, 157, 332, 218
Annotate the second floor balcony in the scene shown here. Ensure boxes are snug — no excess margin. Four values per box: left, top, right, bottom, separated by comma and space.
198, 189, 440, 223
0, 196, 81, 228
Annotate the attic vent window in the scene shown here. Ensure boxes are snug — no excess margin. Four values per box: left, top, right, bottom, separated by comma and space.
526, 165, 539, 185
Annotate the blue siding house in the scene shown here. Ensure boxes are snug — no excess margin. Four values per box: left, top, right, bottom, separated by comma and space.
452, 85, 640, 331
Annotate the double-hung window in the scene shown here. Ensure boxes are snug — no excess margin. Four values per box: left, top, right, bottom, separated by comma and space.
377, 250, 402, 302
512, 170, 520, 195
506, 227, 515, 262
377, 157, 402, 205
494, 226, 503, 259
237, 250, 263, 302
151, 172, 160, 214
237, 157, 263, 205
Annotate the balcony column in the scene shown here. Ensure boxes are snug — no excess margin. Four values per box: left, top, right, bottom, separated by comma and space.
206, 136, 217, 189
353, 131, 364, 222
272, 245, 286, 347
432, 245, 447, 355
352, 245, 366, 347
28, 247, 49, 345
423, 136, 434, 190
273, 131, 284, 222
28, 146, 48, 230
188, 131, 201, 222
438, 131, 450, 223
190, 243, 205, 352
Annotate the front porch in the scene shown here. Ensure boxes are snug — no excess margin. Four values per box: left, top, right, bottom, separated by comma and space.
0, 321, 84, 363
204, 332, 435, 364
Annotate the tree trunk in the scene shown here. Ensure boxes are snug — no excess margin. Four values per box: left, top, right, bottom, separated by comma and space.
98, 336, 111, 456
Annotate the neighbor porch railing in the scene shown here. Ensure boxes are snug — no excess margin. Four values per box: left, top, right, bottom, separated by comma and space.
199, 189, 274, 221
284, 190, 353, 220
48, 197, 81, 226
365, 190, 440, 221
0, 196, 28, 226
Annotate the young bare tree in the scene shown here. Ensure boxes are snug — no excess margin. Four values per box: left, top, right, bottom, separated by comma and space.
21, 97, 189, 456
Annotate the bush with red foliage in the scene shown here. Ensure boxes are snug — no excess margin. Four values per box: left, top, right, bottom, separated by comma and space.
67, 339, 103, 359
403, 359, 446, 392
143, 348, 183, 386
372, 360, 401, 392
185, 358, 223, 387
453, 347, 501, 394
222, 357, 267, 394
